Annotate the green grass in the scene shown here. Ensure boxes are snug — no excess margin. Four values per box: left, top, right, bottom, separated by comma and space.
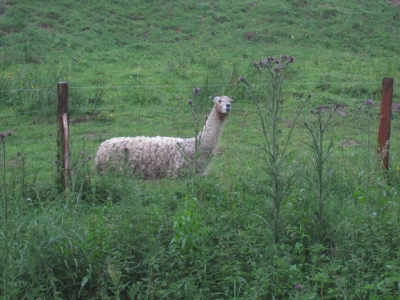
1, 0, 400, 298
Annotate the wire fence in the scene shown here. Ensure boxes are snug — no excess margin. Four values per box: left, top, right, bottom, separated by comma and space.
1, 80, 400, 180
0, 80, 389, 94
1, 80, 397, 129
1, 80, 397, 113
1, 80, 397, 121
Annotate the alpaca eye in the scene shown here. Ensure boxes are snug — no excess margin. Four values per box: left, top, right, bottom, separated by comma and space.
218, 100, 222, 103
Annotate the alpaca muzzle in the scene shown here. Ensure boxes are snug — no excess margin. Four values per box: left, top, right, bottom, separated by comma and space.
224, 104, 232, 113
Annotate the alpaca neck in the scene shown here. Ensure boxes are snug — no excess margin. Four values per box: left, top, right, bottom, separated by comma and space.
196, 106, 228, 154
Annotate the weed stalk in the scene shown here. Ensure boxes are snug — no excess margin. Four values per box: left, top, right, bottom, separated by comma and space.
1, 131, 12, 299
304, 107, 334, 242
364, 99, 375, 203
240, 56, 309, 243
184, 88, 209, 195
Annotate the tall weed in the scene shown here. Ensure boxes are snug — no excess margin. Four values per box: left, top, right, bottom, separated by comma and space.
239, 55, 310, 243
0, 131, 12, 300
303, 107, 335, 242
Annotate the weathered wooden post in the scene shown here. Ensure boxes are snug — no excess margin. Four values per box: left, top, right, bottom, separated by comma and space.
377, 77, 394, 170
57, 82, 70, 190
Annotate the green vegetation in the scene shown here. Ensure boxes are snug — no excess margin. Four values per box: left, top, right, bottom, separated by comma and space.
1, 0, 400, 298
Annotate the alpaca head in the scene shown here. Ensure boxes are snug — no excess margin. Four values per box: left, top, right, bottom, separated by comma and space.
212, 96, 233, 117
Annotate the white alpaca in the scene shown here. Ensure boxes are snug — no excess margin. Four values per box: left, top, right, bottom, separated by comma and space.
94, 96, 233, 179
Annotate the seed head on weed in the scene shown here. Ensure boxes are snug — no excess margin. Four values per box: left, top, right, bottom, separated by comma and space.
364, 99, 373, 105
0, 130, 12, 142
251, 55, 295, 75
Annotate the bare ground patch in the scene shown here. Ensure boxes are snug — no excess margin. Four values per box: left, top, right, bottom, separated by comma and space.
388, 0, 400, 6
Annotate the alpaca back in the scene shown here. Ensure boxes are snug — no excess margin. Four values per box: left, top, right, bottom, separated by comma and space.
95, 136, 196, 178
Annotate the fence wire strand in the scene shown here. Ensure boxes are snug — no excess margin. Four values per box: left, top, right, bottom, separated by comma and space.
0, 80, 391, 93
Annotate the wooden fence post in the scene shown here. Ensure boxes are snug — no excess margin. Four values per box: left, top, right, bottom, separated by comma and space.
377, 77, 394, 170
57, 82, 70, 190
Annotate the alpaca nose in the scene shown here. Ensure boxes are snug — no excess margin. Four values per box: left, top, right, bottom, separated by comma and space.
226, 104, 231, 110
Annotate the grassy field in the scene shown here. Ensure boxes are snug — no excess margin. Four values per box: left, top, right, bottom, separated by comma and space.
1, 0, 400, 299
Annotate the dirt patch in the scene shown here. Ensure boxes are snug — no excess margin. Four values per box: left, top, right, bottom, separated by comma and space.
247, 2, 259, 12
309, 104, 348, 117
70, 113, 99, 124
342, 140, 362, 147
388, 0, 400, 6
335, 109, 347, 117
392, 101, 400, 112
244, 31, 256, 40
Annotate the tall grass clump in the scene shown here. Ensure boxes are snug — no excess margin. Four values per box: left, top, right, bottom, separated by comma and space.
239, 55, 310, 243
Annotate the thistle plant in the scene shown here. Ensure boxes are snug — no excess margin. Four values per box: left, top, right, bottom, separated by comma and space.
1, 130, 12, 299
239, 55, 310, 243
304, 107, 334, 242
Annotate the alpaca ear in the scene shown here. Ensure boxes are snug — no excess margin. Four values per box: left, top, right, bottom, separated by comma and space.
212, 96, 220, 102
